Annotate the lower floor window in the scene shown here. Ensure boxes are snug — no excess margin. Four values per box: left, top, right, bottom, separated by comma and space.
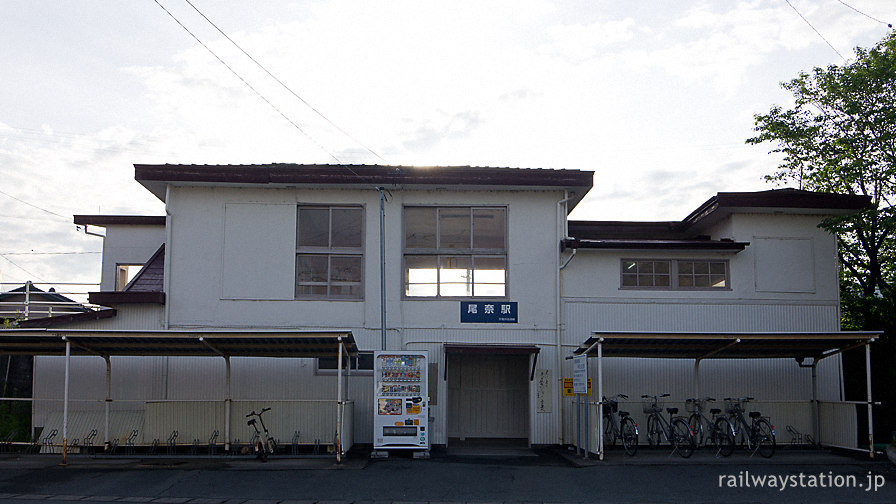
296, 254, 362, 298
405, 255, 506, 297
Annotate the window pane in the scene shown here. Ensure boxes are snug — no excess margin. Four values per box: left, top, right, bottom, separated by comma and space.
440, 256, 472, 296
678, 261, 694, 274
298, 208, 329, 247
330, 255, 362, 282
710, 262, 726, 275
678, 275, 693, 287
473, 256, 505, 296
693, 275, 710, 287
297, 284, 327, 296
655, 274, 670, 287
472, 208, 505, 249
694, 262, 710, 275
406, 255, 438, 296
439, 208, 470, 249
332, 208, 362, 248
622, 260, 637, 272
405, 207, 437, 248
330, 284, 361, 297
622, 273, 638, 286
654, 261, 670, 274
297, 255, 328, 282
711, 275, 727, 288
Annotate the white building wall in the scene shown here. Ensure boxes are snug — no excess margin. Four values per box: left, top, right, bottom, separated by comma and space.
557, 211, 846, 445
98, 224, 166, 291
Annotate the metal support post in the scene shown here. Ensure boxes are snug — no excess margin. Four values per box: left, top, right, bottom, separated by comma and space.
597, 339, 604, 461
866, 343, 874, 459
62, 339, 71, 465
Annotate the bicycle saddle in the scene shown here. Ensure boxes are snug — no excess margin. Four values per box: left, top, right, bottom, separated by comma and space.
710, 408, 721, 414
666, 407, 678, 415
749, 411, 761, 418
619, 410, 630, 417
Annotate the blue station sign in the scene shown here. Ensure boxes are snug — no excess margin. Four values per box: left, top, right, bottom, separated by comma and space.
460, 301, 518, 323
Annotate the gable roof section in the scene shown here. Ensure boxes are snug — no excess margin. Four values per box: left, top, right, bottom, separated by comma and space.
134, 164, 595, 211
88, 244, 166, 306
565, 188, 871, 251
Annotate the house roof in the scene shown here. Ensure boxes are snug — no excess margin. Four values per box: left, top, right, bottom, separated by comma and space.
566, 188, 871, 251
134, 164, 595, 211
0, 284, 90, 313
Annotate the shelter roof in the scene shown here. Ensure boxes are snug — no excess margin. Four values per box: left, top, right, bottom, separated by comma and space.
573, 331, 880, 361
0, 329, 357, 359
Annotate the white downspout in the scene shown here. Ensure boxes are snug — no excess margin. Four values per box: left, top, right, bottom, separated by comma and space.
164, 184, 172, 330
556, 192, 572, 444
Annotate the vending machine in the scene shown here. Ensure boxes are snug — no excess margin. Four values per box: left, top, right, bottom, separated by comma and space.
373, 350, 429, 452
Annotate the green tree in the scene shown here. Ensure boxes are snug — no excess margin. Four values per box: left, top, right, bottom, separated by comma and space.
748, 32, 896, 302
748, 32, 896, 444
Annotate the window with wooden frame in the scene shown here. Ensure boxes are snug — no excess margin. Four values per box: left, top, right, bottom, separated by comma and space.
621, 259, 729, 289
295, 205, 363, 299
404, 206, 507, 298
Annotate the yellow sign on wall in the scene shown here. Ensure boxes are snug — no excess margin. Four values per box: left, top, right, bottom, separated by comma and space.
563, 378, 591, 396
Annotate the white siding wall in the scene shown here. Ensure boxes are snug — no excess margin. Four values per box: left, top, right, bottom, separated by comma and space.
99, 224, 166, 291
558, 211, 845, 446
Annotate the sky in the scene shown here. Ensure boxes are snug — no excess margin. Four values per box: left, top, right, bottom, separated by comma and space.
1, 0, 894, 299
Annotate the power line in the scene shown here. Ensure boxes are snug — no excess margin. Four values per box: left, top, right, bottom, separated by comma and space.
0, 252, 101, 256
0, 254, 51, 284
152, 1, 389, 191
783, 0, 847, 62
836, 0, 893, 27
151, 0, 342, 163
181, 0, 387, 164
0, 188, 70, 222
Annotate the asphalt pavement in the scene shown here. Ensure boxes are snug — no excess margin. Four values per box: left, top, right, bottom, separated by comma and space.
0, 446, 893, 504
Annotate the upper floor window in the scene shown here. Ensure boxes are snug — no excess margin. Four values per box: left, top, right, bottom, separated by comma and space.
296, 206, 363, 299
621, 259, 728, 289
404, 206, 507, 298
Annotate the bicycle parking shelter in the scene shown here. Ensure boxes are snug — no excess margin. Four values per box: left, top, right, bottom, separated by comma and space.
0, 328, 358, 464
571, 330, 881, 460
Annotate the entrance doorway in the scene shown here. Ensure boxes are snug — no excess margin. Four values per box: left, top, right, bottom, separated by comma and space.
446, 352, 529, 443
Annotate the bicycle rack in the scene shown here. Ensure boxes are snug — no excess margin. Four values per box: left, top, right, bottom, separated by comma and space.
125, 430, 138, 455
148, 438, 160, 455
190, 438, 200, 455
230, 438, 242, 456
208, 430, 219, 455
0, 431, 15, 453
82, 429, 97, 455
41, 428, 58, 453
291, 431, 301, 455
312, 439, 321, 455
166, 430, 178, 455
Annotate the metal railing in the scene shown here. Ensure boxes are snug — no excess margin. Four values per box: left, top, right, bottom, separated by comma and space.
0, 281, 102, 322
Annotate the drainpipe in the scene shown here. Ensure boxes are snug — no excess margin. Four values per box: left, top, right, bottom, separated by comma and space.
164, 185, 172, 330
556, 192, 573, 444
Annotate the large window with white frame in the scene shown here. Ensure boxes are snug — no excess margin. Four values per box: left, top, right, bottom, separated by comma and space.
404, 206, 507, 298
295, 205, 363, 299
621, 259, 729, 289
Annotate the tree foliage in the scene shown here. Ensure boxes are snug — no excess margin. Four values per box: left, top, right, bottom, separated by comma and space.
748, 32, 896, 303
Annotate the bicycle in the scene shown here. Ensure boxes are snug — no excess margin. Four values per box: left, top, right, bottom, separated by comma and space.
719, 397, 775, 458
246, 407, 277, 462
685, 396, 734, 456
641, 394, 695, 458
601, 393, 638, 456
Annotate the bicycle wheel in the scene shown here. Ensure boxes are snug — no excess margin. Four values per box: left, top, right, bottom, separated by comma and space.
671, 418, 695, 458
755, 419, 776, 458
603, 417, 617, 448
713, 417, 735, 457
688, 413, 704, 446
646, 415, 661, 449
255, 440, 267, 462
621, 417, 638, 456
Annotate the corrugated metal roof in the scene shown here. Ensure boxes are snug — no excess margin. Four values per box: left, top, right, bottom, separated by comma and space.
573, 331, 880, 360
0, 329, 357, 358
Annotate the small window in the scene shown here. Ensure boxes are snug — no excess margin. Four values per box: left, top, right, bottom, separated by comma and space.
621, 259, 729, 290
116, 264, 144, 290
317, 351, 374, 374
